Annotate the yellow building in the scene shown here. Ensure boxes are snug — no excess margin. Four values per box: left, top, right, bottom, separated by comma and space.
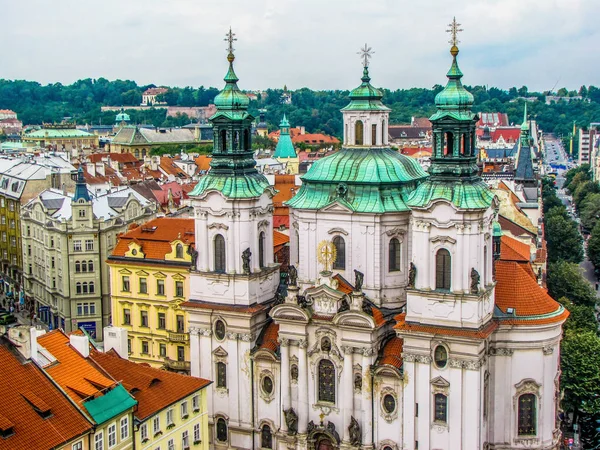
91, 347, 210, 450
23, 123, 99, 151
108, 217, 195, 373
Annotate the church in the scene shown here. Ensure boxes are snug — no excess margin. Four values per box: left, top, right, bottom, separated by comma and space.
182, 24, 567, 450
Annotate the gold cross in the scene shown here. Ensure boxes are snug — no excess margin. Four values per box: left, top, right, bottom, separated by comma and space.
319, 412, 325, 425
446, 17, 463, 47
357, 43, 374, 68
225, 27, 237, 54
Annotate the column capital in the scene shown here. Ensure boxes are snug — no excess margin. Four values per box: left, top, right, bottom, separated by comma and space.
298, 339, 309, 349
198, 328, 212, 337
239, 333, 255, 342
226, 332, 239, 341
361, 347, 375, 357
278, 337, 290, 347
341, 345, 354, 355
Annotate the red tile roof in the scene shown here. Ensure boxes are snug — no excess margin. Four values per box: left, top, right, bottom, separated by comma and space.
268, 128, 304, 141
495, 260, 567, 324
160, 157, 190, 178
333, 274, 353, 295
89, 152, 139, 164
412, 117, 432, 128
257, 322, 280, 353
379, 337, 403, 369
273, 231, 290, 254
111, 218, 195, 261
195, 155, 212, 172
90, 349, 210, 420
273, 216, 290, 229
400, 147, 432, 157
491, 127, 521, 143
0, 343, 92, 450
500, 235, 531, 262
394, 313, 499, 338
292, 133, 340, 145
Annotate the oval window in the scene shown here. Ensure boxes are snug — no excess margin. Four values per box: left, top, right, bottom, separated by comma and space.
262, 376, 273, 394
434, 345, 448, 368
215, 320, 226, 341
383, 394, 396, 414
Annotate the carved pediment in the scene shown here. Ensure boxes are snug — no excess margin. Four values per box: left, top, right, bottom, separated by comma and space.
208, 222, 229, 230
305, 284, 348, 317
385, 227, 406, 237
431, 376, 450, 387
333, 311, 375, 329
430, 235, 457, 245
327, 227, 349, 236
320, 201, 354, 214
270, 303, 310, 323
213, 346, 228, 357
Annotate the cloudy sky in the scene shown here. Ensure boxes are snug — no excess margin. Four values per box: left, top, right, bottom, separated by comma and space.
3, 0, 597, 92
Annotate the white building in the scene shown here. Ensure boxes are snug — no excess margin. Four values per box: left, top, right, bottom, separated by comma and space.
184, 35, 567, 450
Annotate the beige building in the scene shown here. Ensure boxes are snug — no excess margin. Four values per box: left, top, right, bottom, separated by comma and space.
21, 168, 157, 338
23, 124, 99, 152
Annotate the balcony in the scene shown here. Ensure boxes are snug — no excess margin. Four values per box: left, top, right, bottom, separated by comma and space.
168, 331, 189, 342
163, 358, 190, 372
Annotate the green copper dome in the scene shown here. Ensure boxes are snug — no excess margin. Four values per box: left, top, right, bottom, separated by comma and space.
431, 46, 475, 122
273, 114, 297, 159
341, 67, 391, 112
213, 53, 250, 111
115, 109, 130, 123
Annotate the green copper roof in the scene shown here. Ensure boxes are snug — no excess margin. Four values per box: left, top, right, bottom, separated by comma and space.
430, 46, 476, 122
25, 128, 95, 139
520, 102, 529, 131
115, 109, 130, 122
213, 53, 250, 111
406, 179, 495, 210
190, 171, 271, 198
274, 115, 297, 158
287, 147, 428, 213
83, 384, 137, 425
493, 220, 503, 237
341, 67, 391, 112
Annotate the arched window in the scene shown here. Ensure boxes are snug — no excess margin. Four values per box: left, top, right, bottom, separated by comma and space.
261, 425, 272, 449
134, 148, 140, 159
445, 132, 454, 156
141, 149, 147, 158
258, 231, 265, 269
332, 236, 345, 270
216, 362, 227, 388
176, 243, 183, 259
371, 124, 377, 145
89, 282, 95, 294
318, 359, 335, 403
389, 238, 401, 272
434, 393, 447, 423
381, 119, 385, 144
81, 261, 87, 272
216, 418, 228, 443
355, 121, 364, 145
518, 394, 537, 436
345, 124, 348, 144
243, 130, 250, 149
76, 282, 82, 294
75, 261, 80, 273
220, 130, 227, 152
82, 282, 88, 294
88, 260, 94, 272
435, 249, 451, 291
214, 235, 226, 273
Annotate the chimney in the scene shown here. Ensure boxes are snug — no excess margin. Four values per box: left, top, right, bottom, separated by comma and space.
103, 326, 129, 360
86, 163, 96, 177
69, 334, 90, 358
7, 326, 46, 362
96, 162, 105, 177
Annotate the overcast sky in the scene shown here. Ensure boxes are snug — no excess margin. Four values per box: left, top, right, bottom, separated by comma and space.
3, 0, 597, 92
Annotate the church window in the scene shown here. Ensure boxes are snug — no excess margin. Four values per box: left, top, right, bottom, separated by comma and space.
259, 231, 266, 269
142, 149, 147, 158
321, 337, 331, 352
134, 148, 140, 159
291, 364, 298, 382
244, 130, 250, 149
435, 249, 451, 291
216, 362, 227, 388
381, 118, 385, 145
318, 359, 335, 403
483, 372, 490, 419
371, 124, 377, 145
176, 243, 183, 259
518, 394, 536, 436
332, 236, 345, 270
214, 320, 226, 341
434, 345, 448, 368
220, 130, 227, 152
434, 393, 448, 423
383, 394, 396, 414
262, 376, 273, 395
445, 132, 454, 156
355, 120, 364, 145
216, 418, 228, 442
483, 246, 488, 284
214, 234, 226, 273
261, 425, 272, 449
389, 238, 401, 272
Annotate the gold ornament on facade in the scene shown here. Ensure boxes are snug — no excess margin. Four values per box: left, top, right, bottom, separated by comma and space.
317, 240, 336, 272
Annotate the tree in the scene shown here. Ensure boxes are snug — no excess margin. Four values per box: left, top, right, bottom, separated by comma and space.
561, 331, 600, 416
573, 180, 600, 211
581, 193, 600, 231
588, 221, 600, 270
547, 261, 597, 307
545, 213, 583, 263
557, 297, 598, 334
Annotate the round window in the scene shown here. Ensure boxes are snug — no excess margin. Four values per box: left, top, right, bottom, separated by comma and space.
131, 249, 137, 255
383, 394, 396, 414
262, 376, 273, 394
214, 320, 226, 341
434, 345, 448, 368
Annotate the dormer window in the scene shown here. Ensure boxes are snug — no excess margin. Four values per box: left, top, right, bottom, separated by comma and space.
176, 243, 184, 259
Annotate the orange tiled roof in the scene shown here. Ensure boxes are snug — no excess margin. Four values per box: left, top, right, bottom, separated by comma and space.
257, 322, 280, 353
371, 306, 386, 327
333, 274, 353, 295
292, 133, 340, 145
0, 344, 92, 450
268, 127, 304, 141
160, 157, 189, 178
273, 230, 289, 254
394, 313, 499, 338
111, 218, 195, 261
379, 337, 403, 369
37, 331, 117, 407
195, 155, 212, 172
495, 260, 568, 325
500, 235, 530, 262
89, 349, 210, 421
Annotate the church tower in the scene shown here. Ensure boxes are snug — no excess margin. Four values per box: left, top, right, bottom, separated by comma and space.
398, 19, 498, 450
273, 114, 299, 174
185, 29, 279, 449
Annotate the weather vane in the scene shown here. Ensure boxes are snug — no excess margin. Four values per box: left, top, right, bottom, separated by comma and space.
225, 27, 237, 55
446, 17, 463, 47
357, 43, 374, 68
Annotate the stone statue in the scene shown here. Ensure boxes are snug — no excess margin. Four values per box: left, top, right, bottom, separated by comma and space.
326, 421, 340, 443
470, 268, 480, 294
288, 265, 298, 286
242, 248, 252, 274
408, 262, 416, 288
187, 244, 198, 268
361, 299, 373, 317
307, 420, 316, 434
284, 407, 298, 435
348, 416, 361, 446
338, 298, 349, 313
537, 267, 542, 281
297, 295, 308, 308
354, 269, 364, 292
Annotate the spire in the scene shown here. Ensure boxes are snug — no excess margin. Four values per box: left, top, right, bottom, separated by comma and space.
274, 114, 296, 158
213, 28, 249, 111
342, 44, 389, 111
73, 167, 91, 202
521, 102, 529, 131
